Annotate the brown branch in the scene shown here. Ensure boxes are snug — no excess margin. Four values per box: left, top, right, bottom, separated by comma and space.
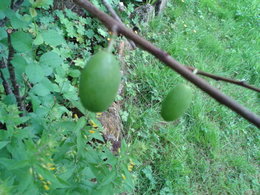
101, 0, 136, 49
7, 29, 26, 115
186, 66, 260, 93
73, 0, 260, 128
0, 58, 13, 95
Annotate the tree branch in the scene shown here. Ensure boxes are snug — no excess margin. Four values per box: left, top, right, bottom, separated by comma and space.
186, 66, 260, 93
102, 0, 260, 93
101, 0, 136, 49
0, 58, 12, 95
73, 0, 260, 128
7, 29, 26, 115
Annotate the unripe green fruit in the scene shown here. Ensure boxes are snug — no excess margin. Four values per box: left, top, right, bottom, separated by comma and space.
161, 84, 193, 121
79, 50, 121, 112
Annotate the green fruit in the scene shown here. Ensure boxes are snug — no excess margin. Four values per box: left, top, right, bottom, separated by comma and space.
79, 50, 121, 112
161, 84, 193, 121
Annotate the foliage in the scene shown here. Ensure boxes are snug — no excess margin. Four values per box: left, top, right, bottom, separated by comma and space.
0, 0, 259, 194
0, 0, 134, 194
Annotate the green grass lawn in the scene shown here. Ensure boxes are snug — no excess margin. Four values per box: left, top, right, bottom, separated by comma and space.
123, 0, 260, 194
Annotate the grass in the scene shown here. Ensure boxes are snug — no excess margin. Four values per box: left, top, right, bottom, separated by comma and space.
123, 0, 260, 194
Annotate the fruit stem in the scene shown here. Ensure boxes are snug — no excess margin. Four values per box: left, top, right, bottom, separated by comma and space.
107, 25, 118, 53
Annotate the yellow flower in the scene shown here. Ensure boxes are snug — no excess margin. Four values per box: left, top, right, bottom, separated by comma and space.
38, 174, 44, 181
73, 114, 78, 119
107, 38, 111, 41
128, 164, 133, 171
130, 159, 135, 165
47, 163, 54, 167
49, 167, 56, 171
43, 184, 50, 191
184, 24, 187, 28
89, 130, 95, 134
121, 174, 126, 180
96, 112, 102, 118
88, 120, 98, 128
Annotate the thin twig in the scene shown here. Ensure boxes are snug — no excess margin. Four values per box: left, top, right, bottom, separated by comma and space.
73, 0, 260, 128
101, 0, 136, 49
186, 66, 260, 93
7, 29, 26, 115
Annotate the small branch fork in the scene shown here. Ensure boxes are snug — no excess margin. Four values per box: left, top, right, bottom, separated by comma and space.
101, 0, 259, 93
186, 66, 260, 93
101, 0, 136, 49
73, 0, 260, 128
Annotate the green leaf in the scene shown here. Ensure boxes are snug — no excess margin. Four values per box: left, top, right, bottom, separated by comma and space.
31, 83, 50, 96
0, 28, 7, 40
11, 55, 28, 82
11, 31, 32, 52
29, 94, 41, 111
68, 69, 81, 78
29, 8, 37, 17
98, 28, 108, 37
41, 77, 59, 92
7, 11, 29, 29
42, 29, 65, 47
0, 158, 28, 170
40, 51, 63, 67
0, 141, 9, 150
30, 0, 53, 9
85, 30, 94, 38
35, 165, 69, 189
2, 94, 17, 106
33, 34, 43, 45
0, 11, 5, 20
0, 0, 11, 10
25, 64, 44, 83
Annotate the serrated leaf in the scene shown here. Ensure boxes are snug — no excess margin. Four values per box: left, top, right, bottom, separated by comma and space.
74, 58, 86, 68
42, 29, 65, 47
11, 31, 32, 52
85, 29, 94, 38
98, 28, 108, 37
25, 64, 44, 83
31, 83, 50, 96
40, 51, 63, 67
30, 0, 53, 9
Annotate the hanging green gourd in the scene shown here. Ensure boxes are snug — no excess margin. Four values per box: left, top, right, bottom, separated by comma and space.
79, 33, 121, 112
